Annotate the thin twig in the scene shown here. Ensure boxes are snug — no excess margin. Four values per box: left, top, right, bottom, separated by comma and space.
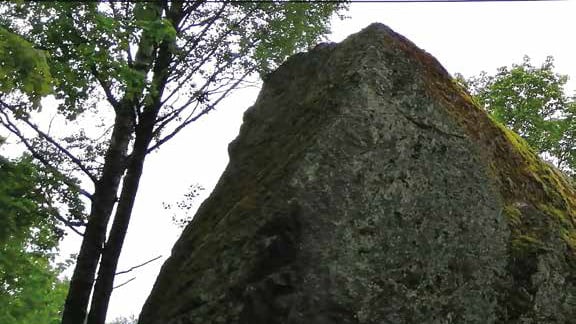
53, 213, 85, 236
115, 255, 162, 275
162, 5, 255, 105
1, 101, 98, 183
42, 191, 86, 236
155, 46, 254, 137
148, 69, 252, 153
89, 63, 120, 111
113, 277, 136, 290
0, 108, 93, 200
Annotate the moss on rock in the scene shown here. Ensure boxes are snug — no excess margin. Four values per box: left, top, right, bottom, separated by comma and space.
139, 23, 576, 324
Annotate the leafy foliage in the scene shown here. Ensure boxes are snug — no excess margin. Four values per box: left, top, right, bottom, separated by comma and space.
0, 155, 69, 324
0, 155, 60, 252
1, 1, 346, 126
0, 27, 53, 107
456, 56, 576, 177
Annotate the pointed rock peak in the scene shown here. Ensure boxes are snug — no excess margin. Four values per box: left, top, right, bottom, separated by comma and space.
140, 24, 576, 324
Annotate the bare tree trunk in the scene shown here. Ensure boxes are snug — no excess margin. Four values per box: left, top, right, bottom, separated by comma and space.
88, 141, 147, 324
86, 24, 179, 323
61, 112, 134, 324
87, 129, 151, 324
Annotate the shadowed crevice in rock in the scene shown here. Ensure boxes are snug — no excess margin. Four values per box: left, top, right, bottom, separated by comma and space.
139, 23, 576, 324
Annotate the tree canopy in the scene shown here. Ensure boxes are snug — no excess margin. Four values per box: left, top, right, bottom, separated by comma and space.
457, 56, 576, 178
0, 155, 69, 324
0, 27, 53, 106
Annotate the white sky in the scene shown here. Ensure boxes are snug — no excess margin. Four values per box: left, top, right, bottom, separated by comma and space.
50, 1, 576, 321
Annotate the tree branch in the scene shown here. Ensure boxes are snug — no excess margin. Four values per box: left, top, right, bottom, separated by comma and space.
161, 31, 257, 122
42, 191, 86, 236
53, 212, 85, 236
0, 107, 93, 200
115, 255, 162, 276
1, 101, 98, 183
152, 47, 254, 146
113, 277, 135, 290
177, 1, 224, 34
89, 63, 120, 111
148, 69, 252, 153
163, 4, 254, 94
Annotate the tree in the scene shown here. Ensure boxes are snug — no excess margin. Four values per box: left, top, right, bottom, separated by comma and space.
0, 154, 70, 324
0, 1, 348, 323
456, 56, 576, 177
106, 314, 138, 324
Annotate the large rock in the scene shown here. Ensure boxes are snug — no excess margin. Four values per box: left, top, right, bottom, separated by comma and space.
139, 23, 576, 324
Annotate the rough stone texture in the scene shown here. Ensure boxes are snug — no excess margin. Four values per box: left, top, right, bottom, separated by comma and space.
139, 23, 576, 324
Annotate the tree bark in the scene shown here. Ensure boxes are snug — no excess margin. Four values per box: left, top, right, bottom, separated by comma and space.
63, 3, 185, 323
86, 12, 180, 321
86, 125, 152, 324
61, 112, 134, 324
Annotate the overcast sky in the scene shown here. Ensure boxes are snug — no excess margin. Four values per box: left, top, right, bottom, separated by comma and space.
50, 1, 576, 321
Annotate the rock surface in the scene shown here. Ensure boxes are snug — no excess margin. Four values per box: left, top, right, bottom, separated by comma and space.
139, 23, 576, 324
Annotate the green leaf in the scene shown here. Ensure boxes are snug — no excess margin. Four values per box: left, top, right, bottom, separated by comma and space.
0, 27, 53, 105
461, 56, 576, 176
0, 155, 69, 324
